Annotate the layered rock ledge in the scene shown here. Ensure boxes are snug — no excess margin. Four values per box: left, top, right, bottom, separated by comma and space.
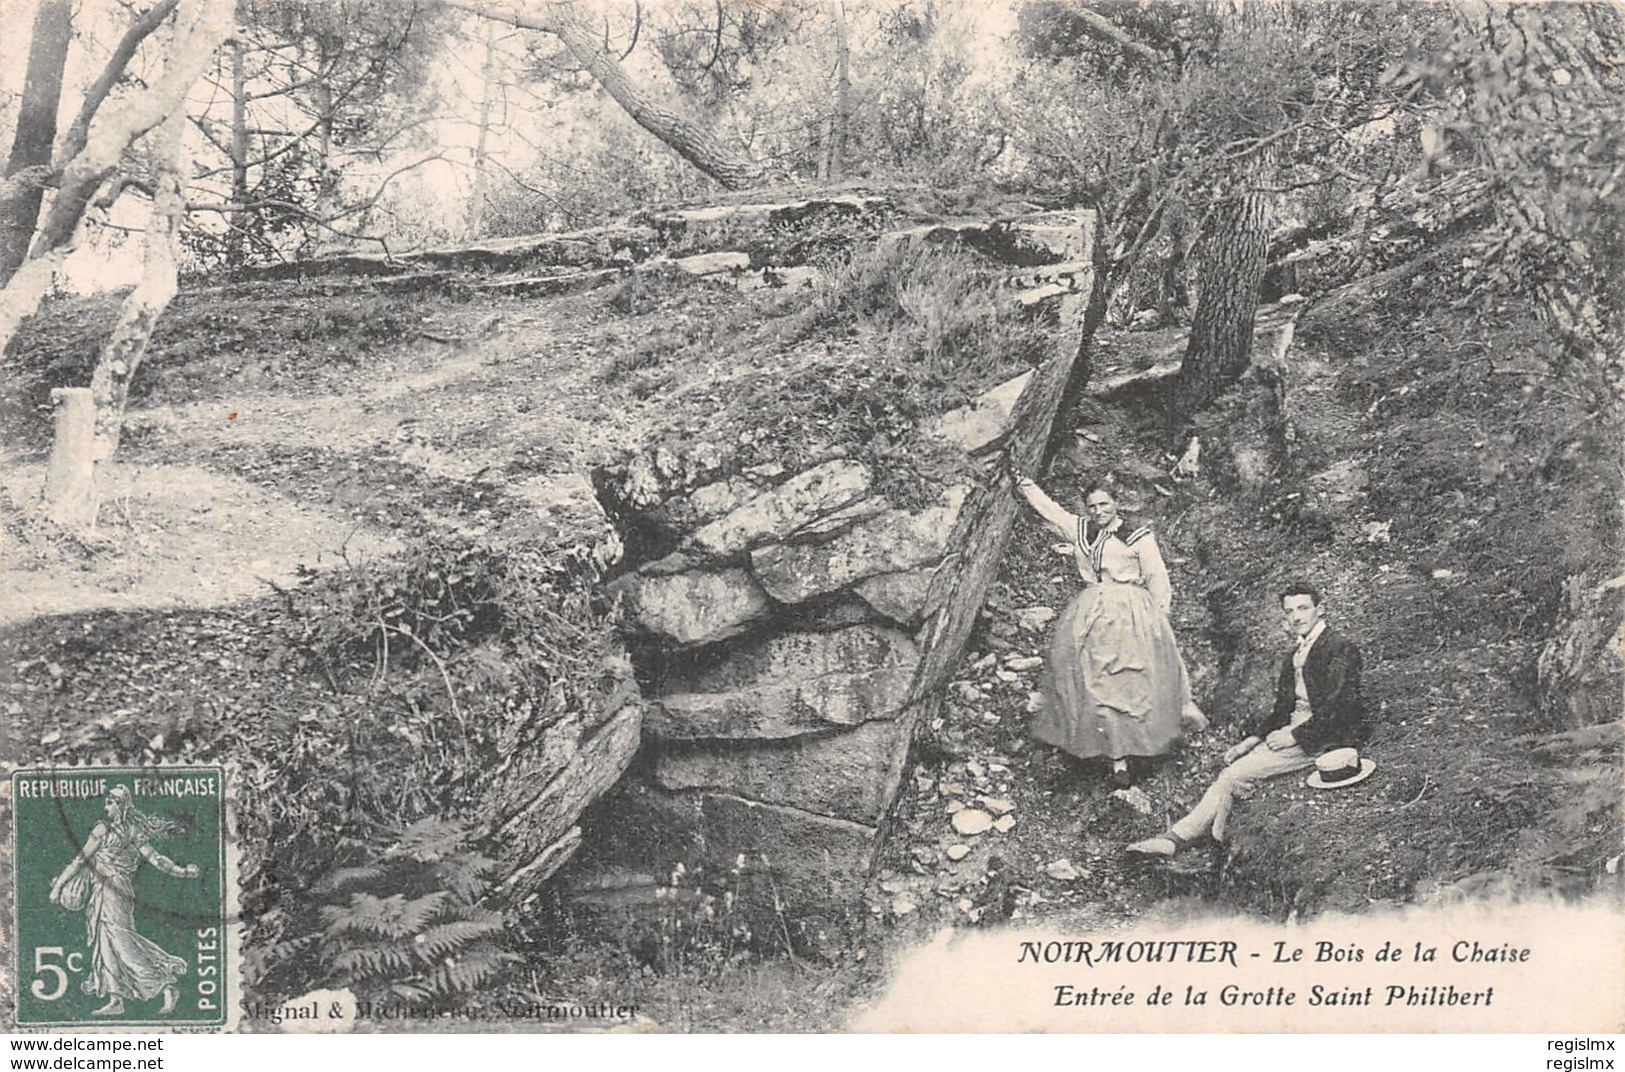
578, 207, 1102, 940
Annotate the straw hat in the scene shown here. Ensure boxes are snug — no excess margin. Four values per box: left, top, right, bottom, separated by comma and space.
1305, 747, 1376, 790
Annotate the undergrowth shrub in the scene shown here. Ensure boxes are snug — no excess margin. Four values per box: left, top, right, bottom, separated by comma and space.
750, 203, 897, 267
722, 240, 1052, 504
597, 236, 1059, 510
530, 859, 762, 980
247, 818, 518, 1009
239, 517, 627, 1009
790, 239, 1050, 384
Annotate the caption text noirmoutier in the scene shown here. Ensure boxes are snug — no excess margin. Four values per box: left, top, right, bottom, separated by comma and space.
1017, 936, 1530, 1008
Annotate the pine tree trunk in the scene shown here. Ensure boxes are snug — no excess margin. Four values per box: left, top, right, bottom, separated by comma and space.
0, 0, 74, 287
548, 7, 762, 189
227, 38, 249, 271
829, 0, 851, 180
1172, 156, 1274, 420
1156, 212, 1188, 325
1493, 4, 1623, 406
465, 23, 498, 238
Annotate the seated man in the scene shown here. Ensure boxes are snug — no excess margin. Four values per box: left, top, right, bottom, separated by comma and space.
1127, 581, 1367, 857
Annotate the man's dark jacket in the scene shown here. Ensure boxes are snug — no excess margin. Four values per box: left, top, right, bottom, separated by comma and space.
1246, 628, 1368, 754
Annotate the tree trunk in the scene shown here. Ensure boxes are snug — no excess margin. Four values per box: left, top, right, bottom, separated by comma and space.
829, 0, 851, 180
0, 0, 74, 287
227, 38, 250, 271
452, 0, 764, 190
90, 111, 187, 455
1156, 211, 1189, 324
1492, 4, 1623, 407
1172, 153, 1274, 420
43, 388, 97, 526
465, 22, 498, 238
43, 106, 189, 527
1043, 226, 1113, 466
0, 0, 230, 360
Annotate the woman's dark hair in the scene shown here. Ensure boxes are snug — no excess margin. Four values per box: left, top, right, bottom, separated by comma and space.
1279, 581, 1322, 605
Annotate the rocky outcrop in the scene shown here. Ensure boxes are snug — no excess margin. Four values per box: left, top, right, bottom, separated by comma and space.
749, 485, 968, 604
286, 199, 1102, 935
261, 195, 893, 288
615, 567, 773, 647
647, 624, 918, 739
476, 473, 644, 902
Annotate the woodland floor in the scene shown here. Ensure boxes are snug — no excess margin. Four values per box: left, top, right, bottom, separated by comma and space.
1, 262, 1619, 1030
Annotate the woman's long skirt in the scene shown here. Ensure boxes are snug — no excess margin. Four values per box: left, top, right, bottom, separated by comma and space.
1032, 581, 1199, 760
81, 873, 188, 1001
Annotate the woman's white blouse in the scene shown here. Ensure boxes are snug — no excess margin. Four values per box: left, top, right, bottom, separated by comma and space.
1072, 518, 1174, 615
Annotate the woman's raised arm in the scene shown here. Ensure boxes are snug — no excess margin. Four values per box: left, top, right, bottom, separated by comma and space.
1013, 476, 1080, 541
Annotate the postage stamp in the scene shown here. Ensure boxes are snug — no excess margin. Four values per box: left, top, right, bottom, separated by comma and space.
10, 765, 230, 1028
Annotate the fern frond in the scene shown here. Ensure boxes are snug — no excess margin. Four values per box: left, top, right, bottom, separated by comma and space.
331, 941, 418, 980
389, 817, 472, 864
316, 864, 389, 894
394, 890, 453, 933
390, 981, 434, 1005
243, 933, 320, 977
434, 856, 499, 902
413, 916, 506, 961
425, 945, 517, 994
321, 891, 450, 940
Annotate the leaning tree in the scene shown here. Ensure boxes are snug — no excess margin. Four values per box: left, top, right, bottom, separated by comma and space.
0, 0, 233, 526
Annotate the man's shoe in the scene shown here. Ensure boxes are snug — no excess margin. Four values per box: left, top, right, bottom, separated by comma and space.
1125, 833, 1182, 858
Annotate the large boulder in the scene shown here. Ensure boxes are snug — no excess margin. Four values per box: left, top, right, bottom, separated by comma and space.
652, 719, 913, 824
615, 567, 773, 646
697, 793, 879, 920
925, 371, 1035, 455
647, 624, 918, 739
853, 568, 939, 625
689, 459, 872, 558
749, 486, 969, 605
490, 706, 642, 894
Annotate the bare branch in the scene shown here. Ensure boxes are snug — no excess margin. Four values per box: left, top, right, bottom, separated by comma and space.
1061, 3, 1170, 72
59, 0, 180, 164
704, 0, 725, 73
620, 0, 642, 62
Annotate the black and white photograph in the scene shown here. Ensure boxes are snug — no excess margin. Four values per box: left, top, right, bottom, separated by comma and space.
0, 0, 1620, 1048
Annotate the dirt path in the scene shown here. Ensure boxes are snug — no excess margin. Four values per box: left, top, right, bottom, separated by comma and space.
0, 462, 397, 627
0, 293, 656, 627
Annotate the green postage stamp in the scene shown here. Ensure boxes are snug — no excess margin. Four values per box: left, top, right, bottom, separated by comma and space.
11, 766, 229, 1028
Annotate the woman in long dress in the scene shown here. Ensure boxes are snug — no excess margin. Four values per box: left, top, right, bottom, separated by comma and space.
1013, 475, 1206, 786
49, 785, 198, 1016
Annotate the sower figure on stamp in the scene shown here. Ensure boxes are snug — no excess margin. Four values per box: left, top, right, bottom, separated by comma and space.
49, 784, 199, 1015
1127, 582, 1371, 858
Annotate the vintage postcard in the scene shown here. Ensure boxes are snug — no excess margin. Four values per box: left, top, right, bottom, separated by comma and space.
0, 0, 1619, 1045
